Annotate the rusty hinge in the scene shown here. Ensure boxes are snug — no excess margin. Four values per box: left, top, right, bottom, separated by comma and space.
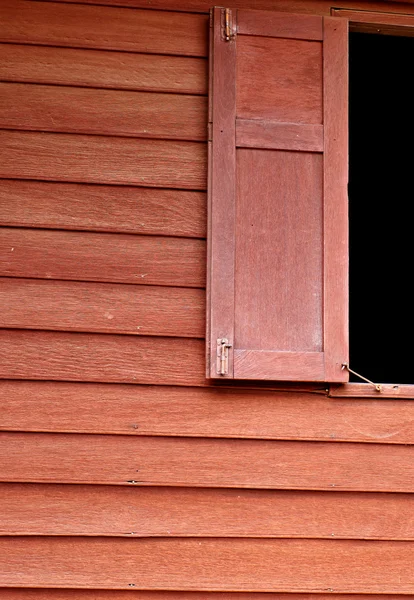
217, 338, 232, 376
223, 8, 235, 41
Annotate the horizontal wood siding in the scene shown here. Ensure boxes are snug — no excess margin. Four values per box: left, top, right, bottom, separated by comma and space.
1, 484, 413, 539
1, 0, 414, 598
1, 537, 414, 593
0, 432, 413, 491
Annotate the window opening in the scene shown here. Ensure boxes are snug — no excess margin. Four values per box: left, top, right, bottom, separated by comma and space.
349, 32, 414, 383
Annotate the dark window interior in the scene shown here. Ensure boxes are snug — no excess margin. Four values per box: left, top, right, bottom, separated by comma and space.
349, 32, 413, 383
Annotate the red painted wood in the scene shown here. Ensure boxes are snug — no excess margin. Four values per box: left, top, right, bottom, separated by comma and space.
0, 132, 206, 190
0, 593, 413, 600
0, 278, 205, 338
2, 381, 414, 443
2, 483, 413, 539
322, 17, 349, 381
237, 9, 323, 38
0, 432, 413, 491
333, 8, 414, 36
207, 7, 237, 378
0, 44, 207, 95
1, 537, 414, 592
236, 119, 323, 151
236, 35, 323, 124
234, 351, 325, 380
0, 180, 206, 238
0, 83, 207, 141
0, 331, 206, 386
0, 1, 208, 56
0, 228, 205, 288
330, 382, 414, 398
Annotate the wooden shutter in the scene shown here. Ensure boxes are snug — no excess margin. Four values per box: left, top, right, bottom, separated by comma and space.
207, 8, 349, 382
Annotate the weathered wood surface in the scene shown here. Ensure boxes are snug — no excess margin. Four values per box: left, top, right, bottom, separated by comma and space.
1, 483, 413, 539
1, 537, 414, 592
0, 279, 205, 338
0, 332, 205, 386
1, 593, 413, 600
0, 432, 413, 490
0, 83, 207, 141
0, 1, 208, 56
0, 44, 207, 94
2, 381, 414, 443
0, 180, 206, 237
0, 131, 207, 189
34, 0, 414, 14
0, 228, 205, 287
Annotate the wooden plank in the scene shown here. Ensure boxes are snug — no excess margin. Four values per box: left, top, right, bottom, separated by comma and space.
0, 278, 205, 338
237, 9, 323, 39
330, 382, 414, 398
0, 84, 207, 141
322, 17, 349, 381
333, 8, 414, 36
207, 7, 237, 379
1, 483, 413, 539
0, 131, 207, 190
234, 350, 325, 381
236, 36, 323, 124
0, 332, 205, 386
0, 536, 414, 592
1, 593, 413, 600
0, 44, 207, 95
0, 180, 206, 238
0, 228, 205, 288
0, 1, 208, 57
0, 432, 413, 490
2, 381, 414, 444
32, 0, 414, 15
236, 119, 324, 152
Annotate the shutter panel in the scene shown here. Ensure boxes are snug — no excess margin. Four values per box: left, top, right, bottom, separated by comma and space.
207, 8, 349, 382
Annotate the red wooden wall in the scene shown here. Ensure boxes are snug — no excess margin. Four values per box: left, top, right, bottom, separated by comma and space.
1, 0, 414, 598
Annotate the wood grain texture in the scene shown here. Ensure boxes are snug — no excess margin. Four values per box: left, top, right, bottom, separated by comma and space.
0, 432, 413, 490
32, 0, 414, 14
235, 150, 323, 353
322, 17, 349, 381
237, 9, 323, 39
234, 351, 325, 381
207, 7, 237, 378
0, 44, 207, 95
0, 180, 206, 238
0, 228, 205, 287
0, 331, 205, 386
1, 536, 414, 592
236, 36, 323, 124
2, 381, 414, 443
1, 593, 413, 600
0, 131, 206, 190
330, 382, 414, 398
1, 483, 413, 540
333, 8, 414, 36
236, 119, 324, 152
0, 83, 207, 141
0, 278, 205, 338
0, 1, 208, 56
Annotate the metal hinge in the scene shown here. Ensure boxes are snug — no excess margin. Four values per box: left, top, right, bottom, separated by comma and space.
217, 338, 232, 376
223, 8, 235, 41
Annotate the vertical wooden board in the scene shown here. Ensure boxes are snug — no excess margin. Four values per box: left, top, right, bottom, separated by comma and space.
236, 35, 323, 123
1, 537, 414, 592
0, 132, 207, 190
0, 332, 206, 386
0, 279, 205, 338
1, 432, 413, 490
0, 228, 205, 287
0, 180, 206, 238
235, 149, 323, 352
0, 44, 208, 95
322, 16, 349, 381
207, 7, 237, 378
0, 84, 207, 141
0, 1, 208, 57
